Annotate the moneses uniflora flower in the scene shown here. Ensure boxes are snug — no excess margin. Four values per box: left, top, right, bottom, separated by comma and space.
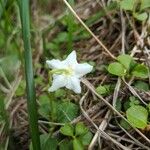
46, 51, 93, 93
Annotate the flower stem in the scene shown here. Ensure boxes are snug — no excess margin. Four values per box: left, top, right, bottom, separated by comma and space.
18, 0, 41, 149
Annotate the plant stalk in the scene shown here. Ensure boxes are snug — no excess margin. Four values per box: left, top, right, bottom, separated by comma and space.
18, 0, 41, 149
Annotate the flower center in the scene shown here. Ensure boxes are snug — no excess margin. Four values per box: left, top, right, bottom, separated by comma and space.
50, 67, 74, 76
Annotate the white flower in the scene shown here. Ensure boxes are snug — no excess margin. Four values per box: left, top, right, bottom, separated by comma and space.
46, 50, 93, 93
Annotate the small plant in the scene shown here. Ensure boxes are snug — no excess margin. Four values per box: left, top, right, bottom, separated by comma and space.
60, 122, 93, 150
108, 54, 149, 78
96, 84, 114, 96
119, 0, 150, 21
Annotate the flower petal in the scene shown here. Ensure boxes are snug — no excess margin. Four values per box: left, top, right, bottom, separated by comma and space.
48, 75, 67, 92
63, 50, 77, 66
46, 59, 65, 69
75, 63, 93, 77
66, 76, 81, 93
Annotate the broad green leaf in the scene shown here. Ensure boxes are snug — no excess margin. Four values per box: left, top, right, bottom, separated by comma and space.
60, 124, 74, 137
126, 105, 148, 129
108, 62, 126, 76
140, 0, 150, 10
79, 131, 93, 146
75, 122, 88, 136
134, 81, 149, 91
120, 0, 135, 10
134, 12, 148, 21
56, 102, 79, 123
132, 64, 149, 78
73, 138, 84, 150
59, 139, 73, 150
117, 54, 133, 69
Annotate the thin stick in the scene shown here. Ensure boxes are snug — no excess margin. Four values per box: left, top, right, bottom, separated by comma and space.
88, 110, 111, 150
63, 0, 116, 60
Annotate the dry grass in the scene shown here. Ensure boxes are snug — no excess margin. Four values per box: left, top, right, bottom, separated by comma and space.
1, 0, 150, 149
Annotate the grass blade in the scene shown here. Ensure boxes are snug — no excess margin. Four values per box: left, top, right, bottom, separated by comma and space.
18, 0, 41, 149
0, 0, 8, 20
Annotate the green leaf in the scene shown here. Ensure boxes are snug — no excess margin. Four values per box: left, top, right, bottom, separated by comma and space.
55, 89, 66, 98
140, 0, 150, 10
46, 42, 60, 58
123, 100, 131, 111
129, 96, 140, 106
30, 134, 58, 150
56, 102, 79, 123
117, 54, 133, 70
73, 138, 84, 150
147, 103, 150, 112
41, 135, 58, 150
60, 124, 74, 137
59, 140, 73, 150
132, 64, 149, 78
134, 81, 149, 91
108, 62, 126, 76
38, 104, 50, 120
120, 0, 135, 10
134, 12, 148, 21
120, 119, 131, 130
96, 85, 110, 96
15, 80, 26, 96
115, 99, 122, 111
38, 94, 51, 120
75, 122, 88, 136
55, 32, 69, 43
79, 131, 93, 146
126, 105, 148, 129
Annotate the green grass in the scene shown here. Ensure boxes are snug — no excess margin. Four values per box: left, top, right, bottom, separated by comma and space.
18, 0, 41, 149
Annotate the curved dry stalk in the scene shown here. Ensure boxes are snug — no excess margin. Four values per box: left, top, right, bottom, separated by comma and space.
88, 110, 111, 150
63, 0, 116, 60
117, 123, 150, 149
6, 75, 22, 109
38, 120, 65, 126
0, 67, 12, 89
